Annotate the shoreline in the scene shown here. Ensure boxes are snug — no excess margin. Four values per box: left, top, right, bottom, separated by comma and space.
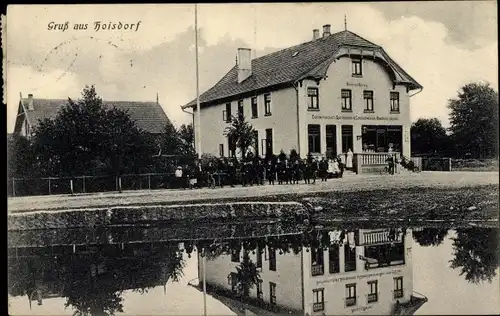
7, 171, 499, 213
8, 183, 498, 231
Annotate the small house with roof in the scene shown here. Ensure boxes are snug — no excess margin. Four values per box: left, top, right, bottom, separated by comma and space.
182, 24, 422, 164
14, 93, 171, 139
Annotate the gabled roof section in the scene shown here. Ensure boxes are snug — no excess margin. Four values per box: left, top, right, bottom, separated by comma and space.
19, 98, 171, 134
182, 30, 422, 109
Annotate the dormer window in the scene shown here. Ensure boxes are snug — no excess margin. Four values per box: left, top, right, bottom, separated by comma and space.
352, 58, 362, 77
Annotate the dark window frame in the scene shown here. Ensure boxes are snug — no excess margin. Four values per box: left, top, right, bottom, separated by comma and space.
341, 125, 354, 154
393, 277, 404, 299
308, 124, 321, 154
341, 89, 352, 112
313, 288, 325, 312
264, 93, 272, 116
367, 280, 378, 303
251, 97, 258, 118
225, 103, 232, 122
345, 283, 357, 307
329, 244, 340, 274
364, 90, 374, 112
256, 246, 263, 269
265, 128, 273, 156
307, 87, 320, 110
219, 144, 224, 157
311, 246, 325, 276
257, 280, 263, 300
270, 282, 277, 305
238, 100, 244, 117
390, 92, 400, 113
231, 248, 240, 263
269, 247, 276, 271
352, 58, 363, 76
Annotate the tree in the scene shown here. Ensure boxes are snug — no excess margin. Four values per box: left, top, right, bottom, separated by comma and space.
31, 85, 157, 176
448, 82, 499, 158
412, 228, 449, 247
234, 254, 261, 298
7, 135, 36, 178
449, 227, 499, 284
411, 118, 451, 156
177, 123, 196, 157
223, 113, 256, 159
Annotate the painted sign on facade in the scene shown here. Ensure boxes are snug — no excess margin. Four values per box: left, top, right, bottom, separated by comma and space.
316, 269, 403, 285
312, 114, 399, 121
346, 82, 368, 88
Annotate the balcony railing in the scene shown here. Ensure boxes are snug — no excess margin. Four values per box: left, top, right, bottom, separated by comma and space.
359, 152, 400, 165
345, 297, 356, 307
394, 289, 404, 299
311, 264, 324, 276
313, 302, 325, 312
367, 293, 378, 303
359, 229, 403, 246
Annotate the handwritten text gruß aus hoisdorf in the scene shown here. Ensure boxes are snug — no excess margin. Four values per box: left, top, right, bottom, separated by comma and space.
47, 21, 142, 32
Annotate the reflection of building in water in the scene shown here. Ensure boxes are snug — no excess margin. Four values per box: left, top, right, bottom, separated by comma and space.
199, 228, 417, 315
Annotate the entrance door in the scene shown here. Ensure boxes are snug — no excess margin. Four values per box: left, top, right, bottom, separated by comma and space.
326, 125, 337, 158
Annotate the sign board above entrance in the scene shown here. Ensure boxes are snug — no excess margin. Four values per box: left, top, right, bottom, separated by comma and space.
312, 114, 399, 121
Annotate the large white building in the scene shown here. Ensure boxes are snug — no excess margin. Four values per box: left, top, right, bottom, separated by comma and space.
198, 228, 416, 316
182, 24, 423, 161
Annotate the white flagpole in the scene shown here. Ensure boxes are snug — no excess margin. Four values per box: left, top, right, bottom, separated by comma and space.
195, 4, 202, 159
203, 248, 207, 316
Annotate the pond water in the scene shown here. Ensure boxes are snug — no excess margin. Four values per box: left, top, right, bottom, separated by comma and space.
8, 223, 499, 316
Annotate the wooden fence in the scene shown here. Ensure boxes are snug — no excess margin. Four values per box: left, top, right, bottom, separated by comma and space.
7, 172, 230, 197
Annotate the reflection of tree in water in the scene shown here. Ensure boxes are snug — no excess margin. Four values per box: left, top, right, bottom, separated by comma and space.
412, 228, 449, 247
8, 243, 186, 316
450, 228, 500, 284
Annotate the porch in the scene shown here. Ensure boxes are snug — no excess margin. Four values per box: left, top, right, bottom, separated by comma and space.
338, 152, 423, 174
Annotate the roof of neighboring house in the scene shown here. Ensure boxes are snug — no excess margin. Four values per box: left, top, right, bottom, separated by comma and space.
183, 30, 422, 108
18, 98, 170, 134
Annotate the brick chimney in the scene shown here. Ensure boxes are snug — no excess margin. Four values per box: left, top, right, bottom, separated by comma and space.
27, 94, 34, 111
313, 29, 320, 40
237, 48, 252, 83
322, 24, 331, 38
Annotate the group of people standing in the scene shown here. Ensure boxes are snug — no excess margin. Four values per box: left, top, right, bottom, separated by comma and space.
173, 151, 354, 189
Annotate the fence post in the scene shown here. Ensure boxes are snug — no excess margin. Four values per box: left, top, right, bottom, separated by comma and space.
448, 158, 452, 172
12, 178, 15, 197
70, 179, 74, 195
82, 176, 86, 193
119, 176, 122, 193
148, 174, 151, 190
48, 178, 52, 195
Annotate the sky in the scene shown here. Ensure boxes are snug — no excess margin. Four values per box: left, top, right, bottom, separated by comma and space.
4, 2, 498, 133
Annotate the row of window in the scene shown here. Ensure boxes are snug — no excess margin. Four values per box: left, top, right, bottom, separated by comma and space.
308, 124, 354, 154
231, 246, 276, 271
222, 128, 274, 158
312, 277, 404, 312
223, 94, 272, 122
308, 87, 400, 113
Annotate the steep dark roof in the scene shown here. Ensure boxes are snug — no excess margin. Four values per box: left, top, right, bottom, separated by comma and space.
183, 30, 422, 108
20, 98, 170, 134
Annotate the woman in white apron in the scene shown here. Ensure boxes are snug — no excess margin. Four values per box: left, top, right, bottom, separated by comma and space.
346, 149, 353, 170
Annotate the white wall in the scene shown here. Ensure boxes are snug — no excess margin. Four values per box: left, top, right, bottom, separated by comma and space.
200, 245, 304, 311
195, 87, 299, 158
302, 229, 414, 316
300, 52, 412, 157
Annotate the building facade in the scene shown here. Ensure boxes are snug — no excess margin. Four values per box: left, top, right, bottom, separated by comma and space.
198, 228, 414, 316
182, 25, 422, 160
